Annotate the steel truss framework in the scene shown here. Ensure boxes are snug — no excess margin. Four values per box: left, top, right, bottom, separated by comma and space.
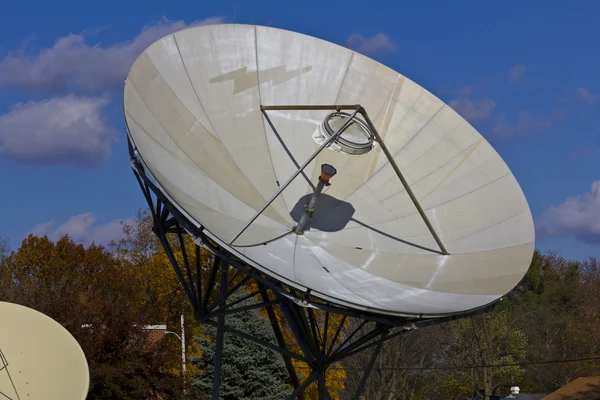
127, 104, 491, 399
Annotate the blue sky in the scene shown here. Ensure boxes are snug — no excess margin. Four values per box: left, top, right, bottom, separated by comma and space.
0, 0, 598, 260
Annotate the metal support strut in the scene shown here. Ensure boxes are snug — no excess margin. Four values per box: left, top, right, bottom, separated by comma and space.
251, 104, 448, 255
357, 107, 449, 255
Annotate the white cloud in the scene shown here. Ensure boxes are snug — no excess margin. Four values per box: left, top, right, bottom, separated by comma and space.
0, 16, 222, 166
536, 181, 600, 244
346, 33, 398, 56
508, 65, 527, 83
577, 87, 597, 104
0, 95, 115, 165
491, 109, 566, 139
0, 16, 223, 94
30, 213, 133, 246
448, 97, 496, 124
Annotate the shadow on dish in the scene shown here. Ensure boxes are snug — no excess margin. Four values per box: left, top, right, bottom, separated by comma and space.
290, 194, 355, 232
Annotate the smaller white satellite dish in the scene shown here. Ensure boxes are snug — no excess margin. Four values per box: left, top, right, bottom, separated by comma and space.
0, 302, 89, 400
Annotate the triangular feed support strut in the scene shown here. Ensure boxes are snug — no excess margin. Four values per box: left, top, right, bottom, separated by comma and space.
232, 104, 449, 255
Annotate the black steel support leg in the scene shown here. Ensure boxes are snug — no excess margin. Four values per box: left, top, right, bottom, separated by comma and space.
211, 264, 228, 400
318, 371, 332, 400
285, 370, 320, 400
260, 287, 304, 400
276, 293, 335, 400
278, 296, 317, 367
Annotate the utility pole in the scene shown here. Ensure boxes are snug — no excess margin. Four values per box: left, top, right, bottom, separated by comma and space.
181, 313, 186, 395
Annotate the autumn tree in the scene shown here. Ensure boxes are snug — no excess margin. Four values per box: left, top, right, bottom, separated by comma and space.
505, 252, 600, 393
0, 237, 9, 298
0, 237, 8, 259
432, 312, 528, 400
111, 208, 216, 390
110, 209, 189, 326
570, 257, 600, 373
340, 323, 440, 400
0, 234, 183, 399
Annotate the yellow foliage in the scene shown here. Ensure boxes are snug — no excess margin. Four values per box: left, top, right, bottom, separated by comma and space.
243, 280, 348, 398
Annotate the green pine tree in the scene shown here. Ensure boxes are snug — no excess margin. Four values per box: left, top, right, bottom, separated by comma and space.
188, 289, 292, 400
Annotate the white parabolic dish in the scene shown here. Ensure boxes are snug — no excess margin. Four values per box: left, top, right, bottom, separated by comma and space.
124, 24, 535, 317
0, 302, 89, 400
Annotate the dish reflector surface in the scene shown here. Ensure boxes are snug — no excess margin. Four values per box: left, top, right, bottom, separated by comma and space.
124, 24, 534, 316
0, 302, 89, 399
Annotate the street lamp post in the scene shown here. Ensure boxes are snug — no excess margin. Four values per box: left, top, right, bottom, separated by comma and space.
165, 314, 186, 397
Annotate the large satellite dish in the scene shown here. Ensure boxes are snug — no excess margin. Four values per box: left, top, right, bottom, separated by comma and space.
124, 24, 534, 317
0, 302, 89, 400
